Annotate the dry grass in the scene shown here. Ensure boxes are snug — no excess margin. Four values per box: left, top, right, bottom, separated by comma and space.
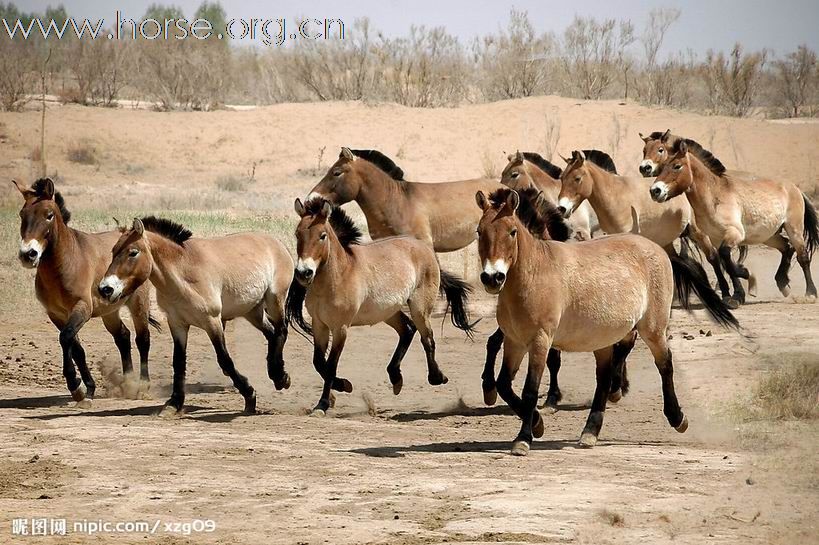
66, 139, 98, 165
598, 508, 625, 527
480, 148, 500, 179
215, 175, 249, 192
733, 353, 819, 421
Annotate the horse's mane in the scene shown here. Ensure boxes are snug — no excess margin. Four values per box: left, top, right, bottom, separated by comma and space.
581, 149, 618, 174
648, 132, 727, 177
140, 216, 193, 246
31, 178, 71, 223
521, 152, 563, 179
488, 187, 571, 242
675, 138, 727, 177
351, 149, 405, 181
303, 199, 363, 251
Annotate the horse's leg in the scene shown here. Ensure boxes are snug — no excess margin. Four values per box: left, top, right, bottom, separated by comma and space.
510, 335, 550, 456
245, 303, 290, 391
718, 234, 749, 307
127, 288, 152, 396
408, 304, 448, 386
264, 289, 290, 389
688, 220, 732, 299
70, 337, 94, 401
165, 322, 189, 412
54, 305, 92, 402
314, 326, 348, 414
782, 208, 818, 298
578, 346, 614, 448
495, 338, 536, 454
311, 320, 352, 394
609, 330, 637, 402
482, 328, 504, 406
206, 319, 256, 414
102, 312, 137, 397
764, 233, 795, 297
383, 312, 416, 395
640, 327, 687, 433
543, 348, 562, 411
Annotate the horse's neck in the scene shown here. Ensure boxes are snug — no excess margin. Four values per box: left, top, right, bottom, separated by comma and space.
144, 233, 187, 295
506, 228, 557, 291
586, 167, 629, 232
38, 222, 80, 282
685, 160, 719, 216
356, 171, 409, 238
529, 168, 560, 201
313, 240, 353, 294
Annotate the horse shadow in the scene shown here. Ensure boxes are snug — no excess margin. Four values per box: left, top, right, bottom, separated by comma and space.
0, 394, 73, 410
390, 399, 591, 422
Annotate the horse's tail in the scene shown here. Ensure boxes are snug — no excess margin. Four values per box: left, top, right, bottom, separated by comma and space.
803, 192, 819, 258
678, 225, 702, 263
285, 276, 313, 337
670, 254, 740, 330
737, 245, 749, 265
439, 270, 478, 339
148, 314, 163, 332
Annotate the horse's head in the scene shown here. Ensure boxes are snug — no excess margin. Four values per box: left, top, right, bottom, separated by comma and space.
639, 129, 672, 177
99, 218, 152, 303
293, 197, 336, 286
500, 151, 536, 191
557, 150, 593, 218
306, 147, 364, 205
13, 178, 68, 269
475, 189, 522, 294
650, 139, 693, 203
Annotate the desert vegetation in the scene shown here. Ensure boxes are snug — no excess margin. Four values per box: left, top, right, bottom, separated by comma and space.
1, 3, 817, 117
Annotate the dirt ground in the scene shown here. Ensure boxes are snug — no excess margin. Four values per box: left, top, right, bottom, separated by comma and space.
0, 247, 817, 545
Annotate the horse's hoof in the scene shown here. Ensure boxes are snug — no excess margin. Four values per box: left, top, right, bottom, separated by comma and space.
541, 402, 558, 414
340, 379, 354, 393
243, 394, 257, 414
483, 387, 498, 406
70, 382, 87, 402
310, 408, 326, 418
328, 392, 336, 409
75, 398, 93, 409
428, 373, 448, 386
748, 275, 758, 297
779, 285, 791, 298
510, 440, 530, 457
675, 415, 689, 433
726, 298, 740, 310
578, 432, 598, 448
159, 405, 180, 418
533, 412, 544, 439
392, 378, 403, 395
608, 389, 623, 403
138, 380, 152, 400
274, 372, 291, 391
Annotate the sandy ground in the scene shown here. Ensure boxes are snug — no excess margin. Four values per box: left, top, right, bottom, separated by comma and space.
1, 96, 818, 543
0, 248, 817, 545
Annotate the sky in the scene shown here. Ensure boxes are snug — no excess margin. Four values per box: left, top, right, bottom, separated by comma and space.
13, 0, 819, 58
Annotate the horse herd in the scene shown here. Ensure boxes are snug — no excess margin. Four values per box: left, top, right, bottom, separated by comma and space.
12, 130, 818, 456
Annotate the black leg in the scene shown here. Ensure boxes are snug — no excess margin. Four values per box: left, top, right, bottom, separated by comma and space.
775, 246, 795, 296
543, 348, 562, 410
262, 318, 290, 391
165, 327, 188, 412
315, 332, 347, 413
135, 328, 150, 383
609, 331, 637, 401
211, 333, 256, 414
312, 342, 352, 393
420, 332, 447, 386
719, 244, 747, 306
71, 339, 95, 399
59, 313, 88, 401
579, 347, 614, 447
482, 328, 504, 405
707, 252, 732, 300
385, 313, 416, 395
656, 348, 686, 431
796, 251, 817, 298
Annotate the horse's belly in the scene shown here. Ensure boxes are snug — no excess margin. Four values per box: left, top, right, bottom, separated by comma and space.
432, 224, 476, 253
552, 304, 643, 352
221, 276, 269, 319
742, 208, 786, 244
353, 284, 414, 326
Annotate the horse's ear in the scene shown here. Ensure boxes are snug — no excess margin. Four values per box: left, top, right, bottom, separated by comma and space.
572, 150, 585, 165
677, 140, 688, 156
39, 178, 55, 200
321, 200, 333, 219
558, 152, 571, 164
639, 132, 649, 143
132, 218, 145, 237
661, 129, 671, 142
506, 153, 514, 162
294, 198, 306, 217
340, 147, 355, 162
505, 190, 520, 212
514, 150, 524, 163
475, 191, 489, 211
12, 179, 34, 198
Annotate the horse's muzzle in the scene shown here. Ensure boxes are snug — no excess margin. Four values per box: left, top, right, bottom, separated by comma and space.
639, 164, 654, 177
18, 249, 39, 268
294, 268, 315, 286
480, 271, 506, 294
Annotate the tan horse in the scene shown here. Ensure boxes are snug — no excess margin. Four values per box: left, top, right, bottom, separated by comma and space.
306, 147, 501, 252
500, 151, 597, 241
286, 198, 475, 415
14, 178, 159, 403
99, 217, 294, 413
476, 187, 739, 456
650, 139, 819, 304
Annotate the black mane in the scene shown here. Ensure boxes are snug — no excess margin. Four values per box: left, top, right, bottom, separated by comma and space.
521, 152, 563, 179
648, 130, 670, 140
581, 149, 618, 174
677, 138, 726, 177
488, 187, 571, 242
351, 149, 405, 181
304, 199, 363, 250
140, 216, 193, 245
31, 178, 71, 223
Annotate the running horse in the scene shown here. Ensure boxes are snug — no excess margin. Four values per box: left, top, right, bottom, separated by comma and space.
14, 178, 159, 403
286, 198, 476, 415
99, 217, 294, 413
650, 138, 818, 305
476, 187, 739, 456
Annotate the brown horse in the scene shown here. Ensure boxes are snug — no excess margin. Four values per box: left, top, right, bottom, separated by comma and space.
650, 139, 818, 304
500, 151, 597, 241
306, 147, 501, 252
286, 198, 475, 415
476, 187, 739, 456
14, 178, 159, 403
99, 217, 294, 413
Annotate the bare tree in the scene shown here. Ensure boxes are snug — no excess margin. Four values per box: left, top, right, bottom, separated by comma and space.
703, 43, 768, 116
773, 45, 818, 117
638, 8, 681, 105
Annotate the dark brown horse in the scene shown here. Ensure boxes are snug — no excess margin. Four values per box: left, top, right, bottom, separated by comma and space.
14, 178, 159, 403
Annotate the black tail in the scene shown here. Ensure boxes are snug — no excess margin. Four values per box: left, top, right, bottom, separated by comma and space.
285, 275, 313, 337
439, 270, 478, 340
803, 193, 819, 258
678, 227, 701, 263
148, 314, 162, 332
670, 255, 739, 329
737, 245, 749, 265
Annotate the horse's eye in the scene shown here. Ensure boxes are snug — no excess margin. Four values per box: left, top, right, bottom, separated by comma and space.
319, 232, 327, 241
575, 176, 582, 183
46, 211, 54, 221
510, 228, 517, 237
332, 170, 342, 177
128, 248, 139, 257
673, 164, 683, 171
511, 172, 519, 179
